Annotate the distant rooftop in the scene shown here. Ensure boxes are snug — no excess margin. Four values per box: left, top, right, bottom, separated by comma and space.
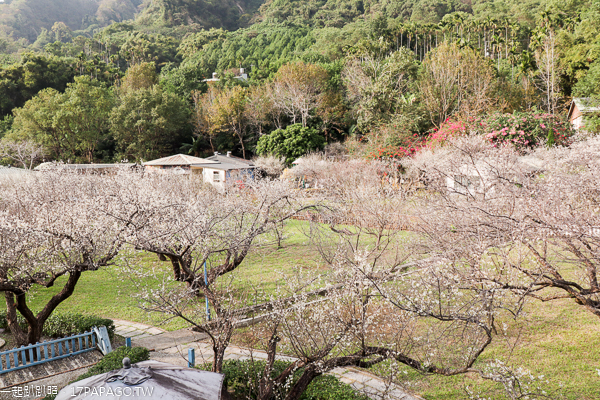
144, 154, 217, 166
0, 166, 33, 175
206, 152, 254, 167
35, 162, 135, 170
202, 68, 249, 83
192, 161, 256, 171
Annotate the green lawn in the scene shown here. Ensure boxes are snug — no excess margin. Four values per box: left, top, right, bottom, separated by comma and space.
8, 220, 320, 331
370, 297, 600, 399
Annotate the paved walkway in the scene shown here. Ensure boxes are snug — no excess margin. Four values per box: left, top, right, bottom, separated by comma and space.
115, 320, 422, 400
113, 319, 166, 339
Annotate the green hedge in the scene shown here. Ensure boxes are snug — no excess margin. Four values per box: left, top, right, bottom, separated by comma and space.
0, 311, 115, 339
199, 359, 370, 400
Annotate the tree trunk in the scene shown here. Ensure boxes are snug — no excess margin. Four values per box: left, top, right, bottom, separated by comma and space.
257, 330, 280, 400
284, 368, 320, 400
4, 292, 36, 346
237, 131, 246, 159
4, 271, 81, 346
166, 254, 203, 296
212, 344, 226, 373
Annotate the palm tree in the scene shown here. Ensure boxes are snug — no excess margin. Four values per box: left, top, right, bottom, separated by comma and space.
502, 18, 510, 59
483, 17, 497, 58
77, 51, 87, 75
405, 24, 414, 52
491, 34, 505, 70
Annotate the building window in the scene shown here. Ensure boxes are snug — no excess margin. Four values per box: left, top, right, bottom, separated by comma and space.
453, 174, 482, 195
213, 171, 220, 182
454, 175, 470, 193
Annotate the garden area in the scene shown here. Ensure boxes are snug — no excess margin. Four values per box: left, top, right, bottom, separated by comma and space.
2, 0, 600, 398
1, 131, 600, 399
2, 213, 599, 399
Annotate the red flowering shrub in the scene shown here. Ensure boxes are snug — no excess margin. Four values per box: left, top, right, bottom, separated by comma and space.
426, 119, 468, 147
361, 112, 574, 160
478, 112, 574, 149
359, 123, 425, 160
369, 145, 419, 159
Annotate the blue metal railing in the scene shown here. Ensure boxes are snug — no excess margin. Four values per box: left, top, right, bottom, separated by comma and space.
0, 330, 97, 374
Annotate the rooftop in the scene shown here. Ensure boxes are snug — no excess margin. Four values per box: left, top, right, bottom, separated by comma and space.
206, 152, 254, 167
0, 166, 33, 175
569, 97, 600, 117
144, 154, 217, 166
35, 162, 135, 170
192, 162, 256, 171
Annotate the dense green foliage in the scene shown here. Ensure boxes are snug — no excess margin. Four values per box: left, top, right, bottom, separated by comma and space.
8, 76, 115, 162
0, 53, 76, 118
256, 124, 325, 164
110, 85, 191, 161
0, 311, 115, 339
0, 0, 599, 162
573, 59, 600, 98
199, 359, 370, 400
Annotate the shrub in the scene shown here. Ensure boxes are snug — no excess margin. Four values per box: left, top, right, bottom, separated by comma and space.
72, 346, 150, 382
420, 112, 574, 152
198, 359, 370, 400
357, 122, 426, 160
256, 124, 325, 165
0, 311, 114, 339
478, 112, 574, 149
426, 119, 468, 148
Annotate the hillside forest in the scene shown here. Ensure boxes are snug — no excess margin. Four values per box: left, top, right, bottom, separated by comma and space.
1, 0, 600, 164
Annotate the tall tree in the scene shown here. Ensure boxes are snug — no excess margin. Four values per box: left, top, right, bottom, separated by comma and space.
213, 86, 249, 158
0, 170, 128, 345
270, 62, 329, 128
419, 42, 497, 126
8, 76, 115, 163
119, 62, 158, 94
110, 86, 191, 161
535, 29, 561, 114
343, 47, 419, 132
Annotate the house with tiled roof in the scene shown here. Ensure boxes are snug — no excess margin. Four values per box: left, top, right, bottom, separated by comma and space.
190, 152, 256, 189
143, 152, 256, 189
143, 154, 217, 175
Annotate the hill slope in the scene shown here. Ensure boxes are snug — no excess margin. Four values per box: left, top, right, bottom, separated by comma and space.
0, 0, 266, 44
0, 0, 144, 42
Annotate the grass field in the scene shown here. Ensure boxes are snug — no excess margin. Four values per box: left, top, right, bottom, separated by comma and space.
8, 220, 320, 331
4, 219, 600, 398
378, 297, 600, 399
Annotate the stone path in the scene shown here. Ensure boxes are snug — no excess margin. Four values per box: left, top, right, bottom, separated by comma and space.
115, 320, 422, 400
113, 319, 166, 339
